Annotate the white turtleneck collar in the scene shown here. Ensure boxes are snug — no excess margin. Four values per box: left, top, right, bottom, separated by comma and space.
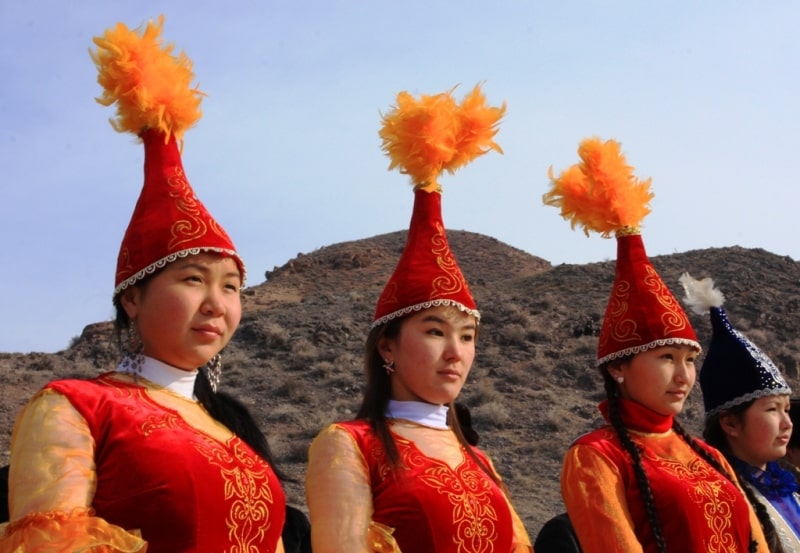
117, 355, 198, 400
386, 400, 450, 429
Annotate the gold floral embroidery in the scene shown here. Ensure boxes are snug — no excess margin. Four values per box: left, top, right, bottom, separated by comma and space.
642, 265, 689, 335
378, 439, 500, 553
600, 265, 689, 351
167, 167, 210, 249
430, 221, 467, 299
194, 437, 276, 553
140, 412, 183, 436
600, 278, 641, 348
643, 448, 738, 553
125, 380, 276, 553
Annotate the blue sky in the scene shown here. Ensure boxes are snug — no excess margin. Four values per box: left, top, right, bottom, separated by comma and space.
1, 2, 797, 353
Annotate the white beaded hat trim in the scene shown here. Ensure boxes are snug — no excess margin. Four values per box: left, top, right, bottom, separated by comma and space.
597, 337, 701, 367
114, 246, 246, 298
371, 299, 480, 329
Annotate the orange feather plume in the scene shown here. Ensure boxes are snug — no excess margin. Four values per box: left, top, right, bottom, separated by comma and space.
90, 15, 203, 143
379, 84, 505, 189
543, 137, 654, 238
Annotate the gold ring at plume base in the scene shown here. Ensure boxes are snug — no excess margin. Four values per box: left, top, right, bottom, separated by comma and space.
615, 226, 641, 237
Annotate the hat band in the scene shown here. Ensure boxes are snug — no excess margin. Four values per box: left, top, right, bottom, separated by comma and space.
114, 246, 245, 298
372, 299, 480, 329
705, 384, 793, 419
597, 337, 702, 366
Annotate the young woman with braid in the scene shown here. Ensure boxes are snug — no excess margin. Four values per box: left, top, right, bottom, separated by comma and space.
682, 273, 800, 553
544, 138, 768, 553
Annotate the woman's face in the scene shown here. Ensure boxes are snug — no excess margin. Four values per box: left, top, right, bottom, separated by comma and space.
722, 395, 793, 469
610, 344, 697, 416
379, 306, 477, 405
121, 253, 242, 371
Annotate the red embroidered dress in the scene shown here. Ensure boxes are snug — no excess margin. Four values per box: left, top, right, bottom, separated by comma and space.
1, 373, 286, 553
561, 398, 768, 553
306, 419, 531, 553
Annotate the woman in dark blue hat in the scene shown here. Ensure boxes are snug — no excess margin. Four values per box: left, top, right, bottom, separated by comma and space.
683, 273, 800, 553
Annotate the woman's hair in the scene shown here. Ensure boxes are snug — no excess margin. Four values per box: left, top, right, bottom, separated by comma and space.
704, 402, 786, 553
600, 360, 759, 553
113, 275, 288, 482
789, 399, 800, 449
356, 314, 504, 490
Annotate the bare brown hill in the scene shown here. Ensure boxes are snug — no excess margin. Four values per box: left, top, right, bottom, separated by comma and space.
2, 231, 799, 538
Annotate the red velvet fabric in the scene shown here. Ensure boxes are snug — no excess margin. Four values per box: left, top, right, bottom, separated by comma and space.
115, 129, 244, 291
597, 233, 698, 363
339, 420, 515, 553
569, 399, 755, 552
373, 187, 477, 325
47, 375, 285, 553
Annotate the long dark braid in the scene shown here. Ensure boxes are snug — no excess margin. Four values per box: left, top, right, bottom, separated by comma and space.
602, 372, 669, 553
603, 360, 764, 553
698, 412, 780, 553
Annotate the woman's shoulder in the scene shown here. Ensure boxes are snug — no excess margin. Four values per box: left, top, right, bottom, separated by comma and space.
570, 425, 615, 448
562, 425, 632, 469
43, 371, 123, 395
310, 419, 370, 443
332, 419, 370, 431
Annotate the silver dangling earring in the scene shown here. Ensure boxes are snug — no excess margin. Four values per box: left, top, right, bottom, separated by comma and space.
205, 354, 222, 393
615, 375, 625, 384
120, 323, 144, 377
383, 359, 395, 375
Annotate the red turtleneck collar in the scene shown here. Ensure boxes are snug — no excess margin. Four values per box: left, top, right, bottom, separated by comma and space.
599, 398, 674, 434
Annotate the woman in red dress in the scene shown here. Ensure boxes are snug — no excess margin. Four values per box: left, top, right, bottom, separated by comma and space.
545, 138, 768, 553
305, 85, 531, 553
0, 16, 286, 553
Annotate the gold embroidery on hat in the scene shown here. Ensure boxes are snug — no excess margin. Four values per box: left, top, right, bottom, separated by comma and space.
602, 279, 642, 347
643, 265, 688, 335
430, 221, 466, 298
168, 167, 208, 249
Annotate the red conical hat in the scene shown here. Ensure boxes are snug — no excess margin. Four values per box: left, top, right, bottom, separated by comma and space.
543, 137, 699, 365
91, 16, 245, 298
373, 186, 477, 327
372, 84, 505, 327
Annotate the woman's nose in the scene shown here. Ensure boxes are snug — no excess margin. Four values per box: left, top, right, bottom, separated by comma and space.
202, 288, 225, 316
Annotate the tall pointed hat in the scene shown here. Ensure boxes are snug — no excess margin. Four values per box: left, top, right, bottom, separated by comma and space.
91, 16, 245, 299
543, 138, 700, 365
680, 273, 791, 417
372, 84, 505, 328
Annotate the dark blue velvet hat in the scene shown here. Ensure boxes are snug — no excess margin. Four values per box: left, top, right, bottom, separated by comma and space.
680, 273, 791, 418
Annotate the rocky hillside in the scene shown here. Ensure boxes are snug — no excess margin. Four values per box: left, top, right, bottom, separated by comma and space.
2, 231, 799, 539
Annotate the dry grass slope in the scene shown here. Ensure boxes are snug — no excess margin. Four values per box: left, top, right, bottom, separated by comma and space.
1, 231, 799, 539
